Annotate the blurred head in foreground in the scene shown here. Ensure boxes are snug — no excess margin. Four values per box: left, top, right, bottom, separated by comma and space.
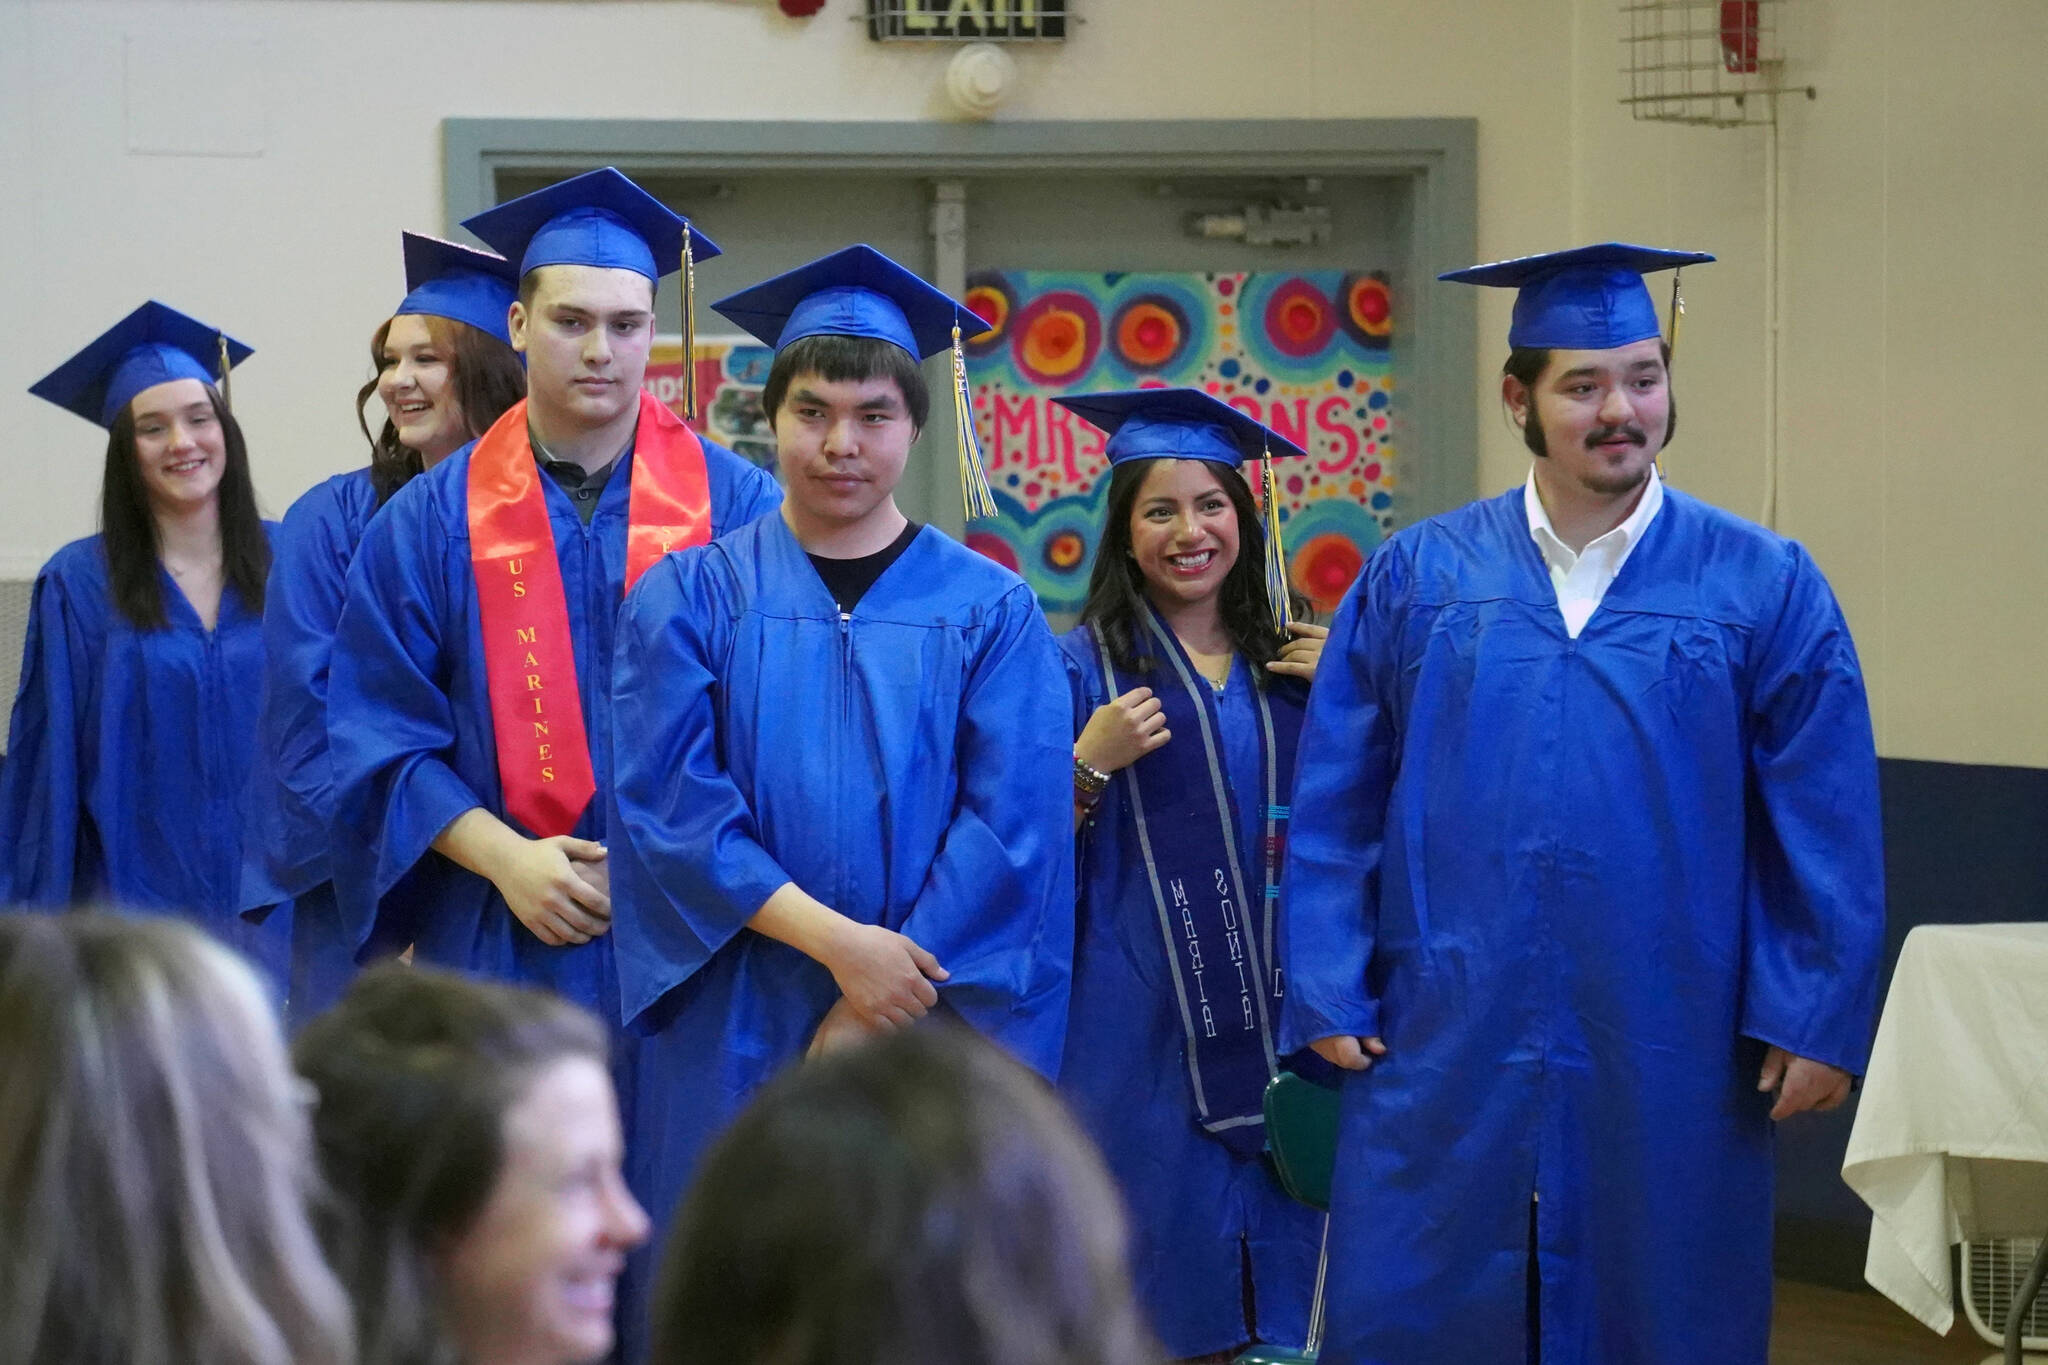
295, 964, 646, 1365
0, 913, 352, 1365
654, 1023, 1156, 1365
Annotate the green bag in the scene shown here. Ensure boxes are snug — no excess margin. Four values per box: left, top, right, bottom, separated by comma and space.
1262, 1068, 1342, 1212
1233, 1070, 1344, 1365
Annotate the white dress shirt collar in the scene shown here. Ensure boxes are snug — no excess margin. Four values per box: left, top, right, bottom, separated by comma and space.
1522, 466, 1664, 638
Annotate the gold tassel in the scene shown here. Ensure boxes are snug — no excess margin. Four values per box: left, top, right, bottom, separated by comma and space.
1666, 267, 1686, 364
1660, 268, 1685, 477
680, 233, 699, 423
953, 323, 996, 521
216, 333, 233, 412
1260, 449, 1293, 634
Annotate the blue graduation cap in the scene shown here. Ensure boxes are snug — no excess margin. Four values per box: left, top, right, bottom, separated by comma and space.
711, 244, 973, 360
1052, 387, 1309, 469
712, 245, 1001, 521
460, 166, 718, 283
463, 167, 721, 417
29, 300, 253, 429
1439, 242, 1715, 351
1055, 386, 1305, 631
396, 232, 519, 345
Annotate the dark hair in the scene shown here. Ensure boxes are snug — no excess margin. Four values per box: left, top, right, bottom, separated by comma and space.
0, 914, 354, 1365
99, 386, 270, 631
761, 335, 931, 434
358, 314, 526, 507
1077, 457, 1301, 676
653, 1024, 1155, 1365
1503, 342, 1678, 458
292, 965, 610, 1365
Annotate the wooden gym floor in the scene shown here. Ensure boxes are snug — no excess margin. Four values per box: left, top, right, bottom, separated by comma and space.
1770, 1278, 2042, 1365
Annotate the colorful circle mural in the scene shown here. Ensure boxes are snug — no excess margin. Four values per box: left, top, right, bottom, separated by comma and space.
1010, 290, 1102, 387
1111, 296, 1188, 371
1279, 496, 1384, 614
1338, 271, 1394, 350
1263, 277, 1338, 358
962, 271, 1015, 359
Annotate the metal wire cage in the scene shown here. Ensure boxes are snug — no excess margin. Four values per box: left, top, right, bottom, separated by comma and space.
1620, 0, 1810, 127
1963, 1238, 2048, 1352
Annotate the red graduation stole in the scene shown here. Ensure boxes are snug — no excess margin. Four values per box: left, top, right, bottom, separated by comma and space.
467, 391, 711, 836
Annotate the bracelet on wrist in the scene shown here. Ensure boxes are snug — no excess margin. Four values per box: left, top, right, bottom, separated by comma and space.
1073, 753, 1110, 804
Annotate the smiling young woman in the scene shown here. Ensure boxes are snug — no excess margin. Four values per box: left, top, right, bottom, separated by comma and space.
239, 233, 528, 1028
1055, 387, 1336, 1362
294, 964, 648, 1365
2, 302, 286, 978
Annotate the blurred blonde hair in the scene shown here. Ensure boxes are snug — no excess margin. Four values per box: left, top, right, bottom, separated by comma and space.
0, 913, 353, 1365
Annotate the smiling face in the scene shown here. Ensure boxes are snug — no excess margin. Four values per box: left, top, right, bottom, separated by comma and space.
437, 1057, 649, 1365
771, 370, 919, 539
376, 313, 471, 464
508, 265, 654, 434
1127, 458, 1241, 614
1508, 337, 1671, 498
127, 377, 226, 517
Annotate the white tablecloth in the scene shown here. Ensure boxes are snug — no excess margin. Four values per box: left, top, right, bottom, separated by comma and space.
1842, 922, 2048, 1334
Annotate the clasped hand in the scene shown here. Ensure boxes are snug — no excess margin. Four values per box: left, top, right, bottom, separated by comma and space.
502, 836, 611, 946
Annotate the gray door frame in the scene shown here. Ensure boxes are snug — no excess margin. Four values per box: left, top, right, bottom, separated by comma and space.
443, 117, 1478, 524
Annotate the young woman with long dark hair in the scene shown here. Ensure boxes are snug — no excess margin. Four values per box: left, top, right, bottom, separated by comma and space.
1, 302, 284, 973
240, 233, 525, 1024
1055, 388, 1336, 1362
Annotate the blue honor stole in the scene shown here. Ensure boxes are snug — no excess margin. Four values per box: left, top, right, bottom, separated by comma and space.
1094, 606, 1305, 1157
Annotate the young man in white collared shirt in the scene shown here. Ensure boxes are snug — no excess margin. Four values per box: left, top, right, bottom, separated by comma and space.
1509, 337, 1671, 637
1278, 245, 1885, 1365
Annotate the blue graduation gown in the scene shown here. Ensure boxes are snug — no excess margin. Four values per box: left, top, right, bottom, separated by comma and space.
1279, 487, 1885, 1365
0, 533, 288, 980
326, 435, 780, 1012
608, 515, 1074, 1362
1061, 633, 1323, 1358
239, 469, 386, 1024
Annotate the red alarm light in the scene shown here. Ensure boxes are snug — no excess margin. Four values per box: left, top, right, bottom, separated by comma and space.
1720, 1, 1761, 74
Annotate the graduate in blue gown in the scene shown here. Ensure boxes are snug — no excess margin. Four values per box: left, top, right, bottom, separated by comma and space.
3, 302, 286, 979
1056, 388, 1334, 1360
608, 246, 1074, 1362
1280, 245, 1886, 1365
240, 233, 527, 1024
325, 168, 779, 1013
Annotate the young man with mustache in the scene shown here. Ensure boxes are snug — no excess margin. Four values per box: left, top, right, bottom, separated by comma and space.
1280, 245, 1885, 1365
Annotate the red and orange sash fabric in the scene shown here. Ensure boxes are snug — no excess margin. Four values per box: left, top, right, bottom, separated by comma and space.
467, 391, 711, 836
